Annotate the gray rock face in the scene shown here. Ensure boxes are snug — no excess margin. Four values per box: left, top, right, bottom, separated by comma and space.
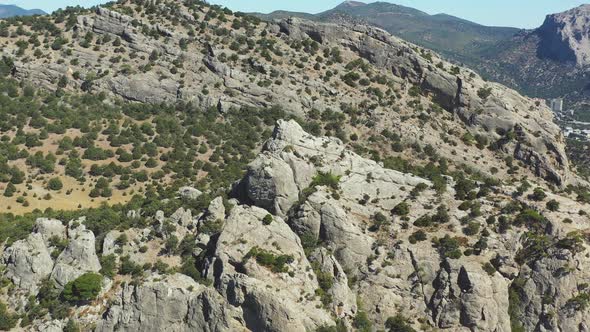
238, 119, 428, 218
108, 72, 179, 104
97, 274, 243, 332
2, 119, 590, 332
429, 261, 510, 331
51, 221, 101, 288
210, 204, 334, 331
203, 197, 226, 223
244, 154, 300, 216
309, 248, 357, 320
33, 218, 66, 246
2, 233, 54, 293
515, 249, 590, 332
292, 191, 373, 270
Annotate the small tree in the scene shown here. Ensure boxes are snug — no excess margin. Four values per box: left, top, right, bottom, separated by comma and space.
546, 199, 560, 212
3, 183, 16, 197
529, 187, 547, 201
262, 214, 273, 225
62, 273, 103, 303
165, 235, 179, 254
385, 313, 416, 332
392, 202, 410, 216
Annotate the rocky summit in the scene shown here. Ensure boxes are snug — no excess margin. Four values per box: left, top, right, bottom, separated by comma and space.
0, 1, 589, 332
537, 4, 590, 66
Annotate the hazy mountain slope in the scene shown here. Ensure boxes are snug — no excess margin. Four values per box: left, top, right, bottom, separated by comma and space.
0, 4, 45, 18
257, 1, 519, 64
258, 2, 590, 109
323, 1, 519, 59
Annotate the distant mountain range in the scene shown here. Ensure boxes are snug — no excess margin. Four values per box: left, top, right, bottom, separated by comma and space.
0, 4, 45, 18
255, 2, 590, 110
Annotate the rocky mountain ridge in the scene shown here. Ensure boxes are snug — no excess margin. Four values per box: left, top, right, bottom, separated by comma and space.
0, 1, 588, 331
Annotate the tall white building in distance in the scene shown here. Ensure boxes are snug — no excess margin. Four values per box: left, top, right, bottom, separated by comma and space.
550, 98, 564, 112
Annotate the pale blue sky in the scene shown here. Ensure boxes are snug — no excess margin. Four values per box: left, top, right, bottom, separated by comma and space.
0, 0, 588, 28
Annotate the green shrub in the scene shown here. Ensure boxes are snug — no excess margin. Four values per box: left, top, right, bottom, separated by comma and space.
0, 301, 17, 330
392, 202, 410, 216
409, 230, 427, 244
546, 199, 559, 212
64, 319, 80, 332
463, 221, 480, 236
47, 178, 64, 191
482, 262, 496, 276
433, 235, 462, 259
514, 209, 548, 233
311, 172, 341, 190
477, 87, 492, 100
353, 311, 373, 332
385, 313, 416, 332
244, 246, 294, 273
200, 218, 223, 235
567, 292, 590, 311
119, 255, 143, 277
99, 254, 117, 278
3, 183, 15, 197
529, 187, 547, 201
262, 214, 273, 225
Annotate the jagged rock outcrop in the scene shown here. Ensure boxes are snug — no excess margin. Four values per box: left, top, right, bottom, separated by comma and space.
308, 248, 357, 320
33, 218, 67, 246
428, 260, 510, 331
516, 248, 590, 331
237, 119, 429, 217
1, 118, 590, 331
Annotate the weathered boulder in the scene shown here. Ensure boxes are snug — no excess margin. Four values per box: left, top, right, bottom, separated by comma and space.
179, 186, 203, 200
33, 218, 66, 247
